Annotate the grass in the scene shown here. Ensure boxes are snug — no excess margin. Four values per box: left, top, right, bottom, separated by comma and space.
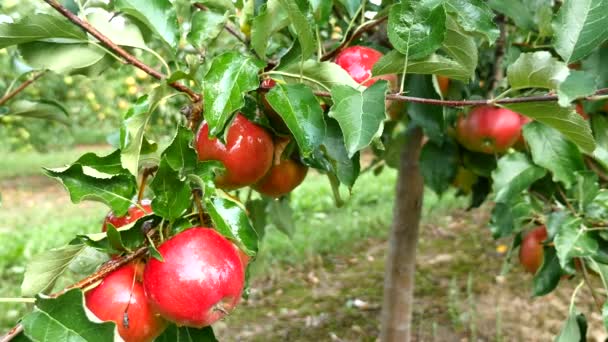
0, 148, 467, 333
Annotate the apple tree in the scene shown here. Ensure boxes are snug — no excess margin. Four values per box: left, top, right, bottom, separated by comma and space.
1, 0, 608, 341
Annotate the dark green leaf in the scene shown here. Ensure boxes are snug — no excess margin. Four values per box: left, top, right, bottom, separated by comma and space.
445, 0, 498, 43
0, 13, 86, 48
554, 213, 597, 268
206, 196, 259, 256
532, 246, 562, 297
251, 0, 289, 57
281, 0, 316, 59
150, 158, 191, 221
21, 244, 87, 297
22, 289, 115, 342
156, 325, 217, 342
79, 215, 159, 253
572, 171, 599, 213
162, 125, 197, 174
267, 196, 295, 237
503, 102, 595, 154
490, 196, 537, 238
265, 83, 326, 159
323, 118, 360, 188
329, 81, 388, 157
553, 0, 608, 63
523, 122, 586, 188
246, 199, 268, 239
44, 164, 136, 216
406, 74, 444, 142
203, 52, 264, 136
388, 1, 447, 59
420, 140, 458, 195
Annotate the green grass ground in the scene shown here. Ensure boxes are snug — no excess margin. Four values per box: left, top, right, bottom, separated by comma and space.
1, 148, 605, 341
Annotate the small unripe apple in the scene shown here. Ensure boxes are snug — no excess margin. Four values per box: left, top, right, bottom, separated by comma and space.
195, 114, 274, 189
519, 226, 547, 274
143, 227, 245, 328
335, 46, 397, 88
254, 158, 308, 198
85, 263, 167, 342
455, 106, 524, 154
102, 199, 152, 232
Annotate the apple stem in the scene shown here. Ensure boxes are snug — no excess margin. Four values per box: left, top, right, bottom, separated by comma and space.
213, 303, 230, 316
193, 190, 207, 226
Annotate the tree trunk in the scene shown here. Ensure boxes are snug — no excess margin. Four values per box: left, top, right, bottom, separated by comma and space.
380, 127, 425, 342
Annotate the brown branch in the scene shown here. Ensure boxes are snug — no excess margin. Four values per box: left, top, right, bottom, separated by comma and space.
321, 16, 388, 61
489, 15, 507, 94
0, 72, 46, 106
585, 156, 608, 182
305, 87, 608, 107
137, 166, 159, 203
43, 0, 201, 102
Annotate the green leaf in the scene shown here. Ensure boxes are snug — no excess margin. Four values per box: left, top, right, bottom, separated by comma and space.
79, 215, 159, 253
150, 158, 192, 221
18, 42, 105, 74
281, 0, 316, 59
267, 196, 295, 237
336, 0, 361, 17
554, 213, 597, 268
557, 70, 598, 107
265, 83, 326, 159
206, 195, 259, 256
406, 74, 444, 142
572, 171, 599, 213
523, 122, 586, 188
388, 1, 447, 60
67, 246, 109, 275
502, 102, 595, 153
44, 164, 136, 216
203, 52, 264, 136
420, 140, 458, 195
187, 10, 228, 49
251, 0, 289, 57
21, 244, 87, 297
68, 149, 128, 175
556, 311, 587, 342
120, 86, 169, 176
0, 13, 86, 48
490, 196, 538, 238
115, 0, 179, 49
532, 246, 562, 297
373, 17, 478, 81
5, 100, 70, 125
162, 125, 197, 174
487, 0, 534, 30
87, 10, 147, 49
553, 0, 608, 63
506, 51, 569, 90
328, 81, 388, 157
591, 114, 608, 170
603, 301, 608, 332
323, 118, 360, 188
276, 60, 361, 91
21, 289, 116, 342
445, 0, 499, 43
246, 198, 268, 239
156, 325, 217, 342
198, 0, 235, 12
492, 152, 547, 204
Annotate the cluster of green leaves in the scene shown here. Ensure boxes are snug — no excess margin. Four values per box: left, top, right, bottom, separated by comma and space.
3, 0, 608, 340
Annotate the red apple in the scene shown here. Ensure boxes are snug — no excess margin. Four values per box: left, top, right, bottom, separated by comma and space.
143, 227, 245, 328
254, 158, 308, 198
575, 102, 589, 120
437, 75, 450, 96
85, 263, 166, 342
519, 226, 548, 274
103, 199, 153, 232
196, 114, 274, 189
335, 46, 397, 89
455, 105, 524, 154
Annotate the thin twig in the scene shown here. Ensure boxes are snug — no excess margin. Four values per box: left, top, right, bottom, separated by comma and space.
193, 190, 207, 226
0, 325, 23, 342
0, 71, 46, 106
321, 15, 388, 61
43, 0, 201, 102
137, 166, 159, 203
580, 259, 603, 313
584, 156, 608, 182
557, 186, 577, 215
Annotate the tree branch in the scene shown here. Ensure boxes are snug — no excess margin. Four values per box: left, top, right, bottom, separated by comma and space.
0, 71, 46, 107
321, 16, 388, 61
489, 15, 507, 94
43, 0, 201, 102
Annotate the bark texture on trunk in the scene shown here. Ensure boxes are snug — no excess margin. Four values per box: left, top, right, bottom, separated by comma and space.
380, 127, 425, 342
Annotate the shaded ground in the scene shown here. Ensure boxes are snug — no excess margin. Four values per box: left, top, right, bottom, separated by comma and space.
215, 207, 606, 342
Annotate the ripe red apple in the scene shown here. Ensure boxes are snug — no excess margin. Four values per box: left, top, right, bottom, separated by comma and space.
335, 46, 397, 89
254, 158, 308, 198
575, 102, 589, 120
455, 105, 524, 154
103, 199, 153, 232
519, 226, 548, 274
196, 114, 274, 189
143, 227, 245, 328
85, 263, 166, 342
